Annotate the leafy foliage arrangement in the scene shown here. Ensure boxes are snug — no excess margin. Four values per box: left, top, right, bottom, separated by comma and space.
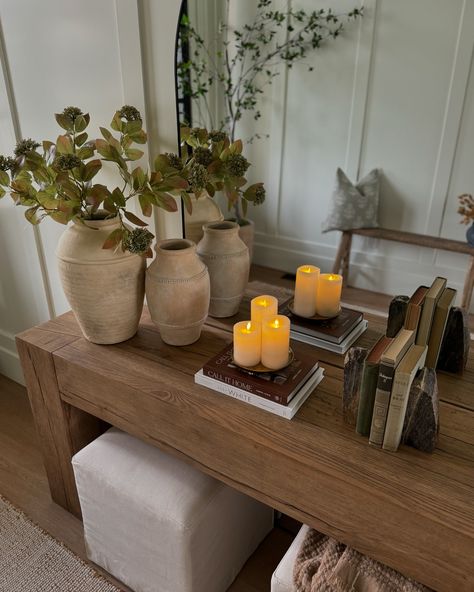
158, 126, 265, 218
177, 0, 363, 142
0, 106, 188, 256
458, 193, 474, 224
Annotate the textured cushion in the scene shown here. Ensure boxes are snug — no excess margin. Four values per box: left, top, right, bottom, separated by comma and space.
72, 428, 273, 592
271, 525, 309, 592
322, 168, 380, 233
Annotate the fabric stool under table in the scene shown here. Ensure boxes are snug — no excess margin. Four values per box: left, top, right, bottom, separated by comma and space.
271, 525, 309, 592
72, 428, 273, 592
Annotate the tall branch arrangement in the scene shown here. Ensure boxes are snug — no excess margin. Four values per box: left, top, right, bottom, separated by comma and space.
178, 0, 363, 142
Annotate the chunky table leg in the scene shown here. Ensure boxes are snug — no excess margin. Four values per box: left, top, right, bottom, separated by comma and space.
16, 328, 103, 518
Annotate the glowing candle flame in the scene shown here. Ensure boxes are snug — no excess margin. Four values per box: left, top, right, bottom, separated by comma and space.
271, 318, 280, 329
259, 299, 268, 307
246, 322, 252, 331
302, 266, 313, 273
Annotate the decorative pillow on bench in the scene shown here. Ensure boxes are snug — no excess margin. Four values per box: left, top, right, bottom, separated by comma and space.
322, 168, 380, 233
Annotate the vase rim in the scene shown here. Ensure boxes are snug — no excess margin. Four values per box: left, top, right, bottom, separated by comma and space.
202, 221, 239, 233
155, 238, 196, 254
74, 213, 119, 229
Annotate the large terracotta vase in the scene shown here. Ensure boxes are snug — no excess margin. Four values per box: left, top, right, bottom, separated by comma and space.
146, 239, 210, 345
57, 217, 145, 344
184, 193, 224, 245
197, 221, 250, 318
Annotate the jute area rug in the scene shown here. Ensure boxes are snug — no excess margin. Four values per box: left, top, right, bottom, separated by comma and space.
0, 495, 122, 592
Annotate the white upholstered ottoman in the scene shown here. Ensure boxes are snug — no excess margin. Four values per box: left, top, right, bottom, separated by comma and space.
72, 428, 273, 592
271, 525, 309, 592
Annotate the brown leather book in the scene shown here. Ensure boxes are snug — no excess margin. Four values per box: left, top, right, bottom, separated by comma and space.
404, 286, 428, 331
415, 277, 447, 346
425, 287, 457, 368
280, 300, 363, 344
202, 342, 319, 405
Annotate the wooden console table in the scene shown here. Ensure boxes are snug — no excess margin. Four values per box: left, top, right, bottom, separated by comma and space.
16, 276, 474, 592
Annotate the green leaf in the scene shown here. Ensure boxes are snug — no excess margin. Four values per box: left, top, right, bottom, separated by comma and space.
129, 129, 147, 144
25, 206, 40, 225
149, 171, 163, 186
124, 120, 142, 135
0, 186, 6, 198
110, 112, 123, 132
124, 210, 148, 225
95, 139, 113, 159
75, 132, 88, 146
131, 166, 146, 190
50, 210, 71, 224
56, 134, 74, 154
139, 193, 152, 217
103, 196, 117, 213
241, 198, 248, 217
102, 228, 123, 250
181, 191, 192, 215
55, 113, 73, 131
124, 148, 144, 161
74, 115, 88, 133
154, 191, 178, 212
77, 145, 95, 160
82, 159, 102, 181
36, 191, 59, 210
164, 175, 188, 190
112, 187, 126, 207
0, 170, 9, 185
154, 155, 172, 173
100, 127, 113, 141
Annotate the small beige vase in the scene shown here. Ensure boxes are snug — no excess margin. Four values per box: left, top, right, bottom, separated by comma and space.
146, 239, 210, 345
227, 218, 255, 262
56, 217, 145, 344
197, 221, 250, 318
184, 193, 224, 245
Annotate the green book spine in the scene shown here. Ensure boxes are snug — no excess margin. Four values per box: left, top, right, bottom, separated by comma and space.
356, 362, 380, 436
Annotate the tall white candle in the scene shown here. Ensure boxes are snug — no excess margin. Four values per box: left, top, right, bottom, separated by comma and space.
293, 265, 320, 317
261, 315, 290, 370
233, 321, 261, 367
316, 274, 342, 317
251, 295, 278, 325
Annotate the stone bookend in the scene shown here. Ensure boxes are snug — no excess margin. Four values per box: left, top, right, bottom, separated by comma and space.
386, 295, 410, 338
402, 367, 438, 453
437, 307, 470, 374
343, 347, 368, 426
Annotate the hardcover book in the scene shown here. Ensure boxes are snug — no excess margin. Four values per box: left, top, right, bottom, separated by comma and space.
382, 344, 427, 452
369, 328, 415, 447
425, 287, 457, 369
415, 277, 447, 346
404, 286, 428, 331
356, 335, 393, 437
202, 343, 319, 405
290, 320, 368, 354
195, 366, 324, 420
280, 300, 363, 344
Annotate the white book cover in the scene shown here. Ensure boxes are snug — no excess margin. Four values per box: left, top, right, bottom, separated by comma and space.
195, 367, 324, 419
290, 320, 368, 354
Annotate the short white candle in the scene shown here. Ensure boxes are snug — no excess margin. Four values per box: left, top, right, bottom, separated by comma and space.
293, 265, 320, 317
316, 273, 342, 317
233, 321, 261, 367
251, 295, 278, 325
261, 315, 291, 370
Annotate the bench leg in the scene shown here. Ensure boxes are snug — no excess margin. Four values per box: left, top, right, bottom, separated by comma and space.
332, 232, 352, 284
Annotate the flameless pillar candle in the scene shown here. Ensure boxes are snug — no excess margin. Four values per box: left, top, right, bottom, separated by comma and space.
233, 321, 261, 367
261, 315, 290, 370
316, 274, 342, 317
293, 265, 320, 317
251, 295, 278, 325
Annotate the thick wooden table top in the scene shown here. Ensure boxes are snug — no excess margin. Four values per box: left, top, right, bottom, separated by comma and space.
16, 278, 474, 592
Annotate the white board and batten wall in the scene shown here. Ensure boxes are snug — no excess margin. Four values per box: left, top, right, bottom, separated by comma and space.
0, 0, 473, 384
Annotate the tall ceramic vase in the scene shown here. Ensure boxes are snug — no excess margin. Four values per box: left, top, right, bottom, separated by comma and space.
57, 217, 145, 344
146, 239, 210, 345
184, 193, 224, 245
197, 221, 249, 318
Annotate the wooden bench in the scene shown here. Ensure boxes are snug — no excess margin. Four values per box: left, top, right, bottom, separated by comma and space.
332, 228, 474, 310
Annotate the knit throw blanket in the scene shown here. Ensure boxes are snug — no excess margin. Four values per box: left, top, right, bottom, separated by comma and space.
293, 529, 432, 592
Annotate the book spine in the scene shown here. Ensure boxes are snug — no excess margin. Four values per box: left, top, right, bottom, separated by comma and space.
369, 362, 395, 447
195, 373, 292, 418
202, 367, 288, 404
356, 362, 379, 437
382, 372, 410, 452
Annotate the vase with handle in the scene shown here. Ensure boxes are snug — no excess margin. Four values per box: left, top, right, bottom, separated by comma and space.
146, 239, 210, 345
56, 216, 145, 344
197, 221, 249, 318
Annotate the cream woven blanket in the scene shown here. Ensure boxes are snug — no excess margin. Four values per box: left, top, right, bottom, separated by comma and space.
293, 529, 432, 592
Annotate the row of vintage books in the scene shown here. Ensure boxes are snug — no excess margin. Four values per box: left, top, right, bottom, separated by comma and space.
195, 297, 367, 418
356, 276, 455, 452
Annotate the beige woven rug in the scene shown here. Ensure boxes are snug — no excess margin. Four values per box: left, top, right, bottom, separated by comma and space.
0, 495, 121, 592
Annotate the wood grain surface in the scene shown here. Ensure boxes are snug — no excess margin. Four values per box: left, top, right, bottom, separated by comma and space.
16, 268, 474, 592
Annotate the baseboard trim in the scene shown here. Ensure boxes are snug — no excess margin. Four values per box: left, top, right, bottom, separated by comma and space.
0, 329, 24, 385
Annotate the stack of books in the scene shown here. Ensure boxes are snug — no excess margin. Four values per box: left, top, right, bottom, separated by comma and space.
195, 343, 324, 419
356, 276, 456, 452
280, 299, 368, 354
